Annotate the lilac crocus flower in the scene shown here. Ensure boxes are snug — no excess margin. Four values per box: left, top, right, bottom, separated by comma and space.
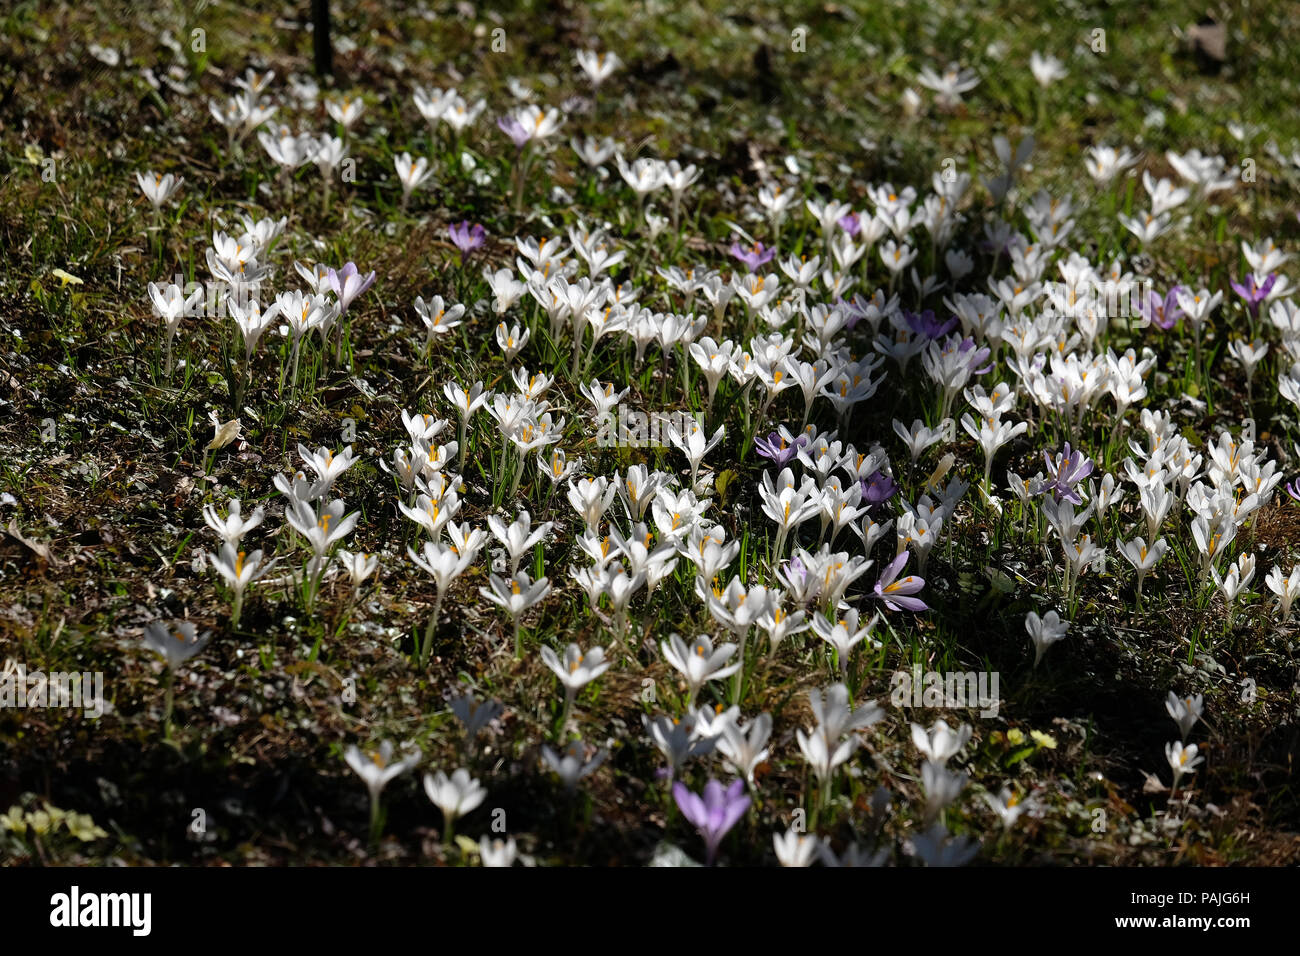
904, 309, 958, 341
782, 554, 807, 589
1140, 286, 1184, 331
837, 211, 861, 237
449, 221, 486, 260
672, 778, 750, 865
873, 551, 927, 612
1230, 273, 1277, 320
1036, 442, 1094, 504
328, 262, 376, 317
1285, 478, 1300, 503
497, 115, 530, 149
860, 470, 898, 506
729, 241, 776, 273
755, 427, 807, 466
957, 336, 994, 374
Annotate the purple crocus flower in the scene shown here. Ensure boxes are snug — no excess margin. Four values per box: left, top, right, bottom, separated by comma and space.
903, 309, 958, 341
448, 221, 486, 259
672, 778, 750, 865
956, 336, 994, 374
782, 554, 807, 589
1036, 442, 1094, 504
327, 262, 376, 317
872, 551, 927, 612
497, 115, 530, 149
755, 428, 807, 466
860, 470, 898, 506
1230, 273, 1277, 320
837, 211, 861, 237
1140, 286, 1184, 331
729, 241, 776, 273
1286, 478, 1300, 503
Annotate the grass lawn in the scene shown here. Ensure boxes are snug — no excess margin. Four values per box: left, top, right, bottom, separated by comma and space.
1, 0, 1298, 866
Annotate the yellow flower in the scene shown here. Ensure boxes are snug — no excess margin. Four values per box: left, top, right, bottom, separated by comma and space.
1006, 728, 1025, 746
51, 268, 83, 287
67, 813, 108, 842
0, 806, 24, 832
1030, 730, 1057, 750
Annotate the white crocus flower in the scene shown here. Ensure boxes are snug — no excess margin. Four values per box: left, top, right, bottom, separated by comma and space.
773, 828, 822, 867
1165, 741, 1204, 792
202, 498, 264, 547
495, 320, 530, 363
415, 296, 466, 355
1175, 288, 1223, 331
298, 444, 357, 499
1117, 536, 1168, 599
336, 550, 380, 594
148, 281, 204, 373
667, 421, 725, 492
479, 835, 519, 867
1210, 553, 1255, 622
642, 711, 717, 780
285, 497, 360, 559
983, 786, 1035, 828
907, 822, 980, 866
1117, 209, 1172, 244
541, 739, 607, 792
717, 713, 772, 788
915, 62, 980, 109
893, 418, 950, 464
325, 94, 365, 131
1029, 51, 1067, 87
921, 759, 968, 821
1025, 609, 1068, 668
136, 170, 184, 212
209, 542, 273, 626
810, 609, 880, 674
424, 768, 487, 841
1084, 144, 1138, 184
541, 642, 610, 694
661, 633, 740, 706
142, 620, 211, 671
1165, 691, 1204, 740
409, 539, 476, 664
393, 152, 434, 207
575, 49, 621, 87
1265, 564, 1300, 620
228, 297, 280, 362
345, 740, 421, 842
911, 719, 972, 767
796, 683, 884, 783
480, 571, 551, 657
567, 476, 617, 533
142, 621, 211, 736
514, 103, 564, 142
488, 510, 553, 574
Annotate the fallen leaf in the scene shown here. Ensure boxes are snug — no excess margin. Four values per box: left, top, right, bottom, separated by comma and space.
5, 519, 57, 567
